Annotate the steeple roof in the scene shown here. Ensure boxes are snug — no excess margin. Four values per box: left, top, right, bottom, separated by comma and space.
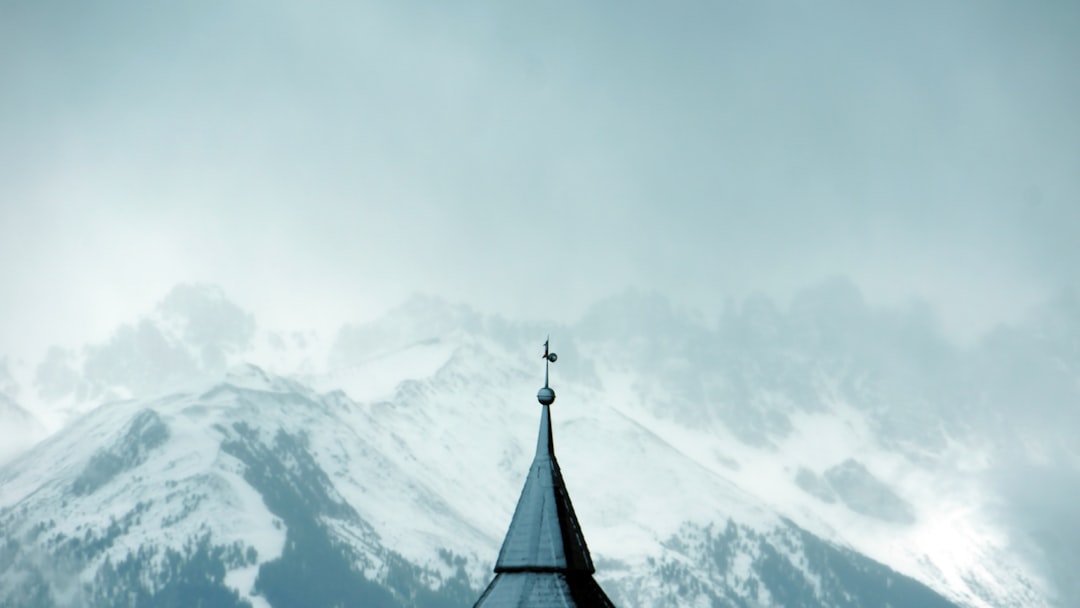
473, 341, 617, 607
494, 404, 593, 573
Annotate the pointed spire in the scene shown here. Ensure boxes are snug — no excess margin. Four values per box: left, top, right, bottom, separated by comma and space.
473, 339, 616, 607
494, 404, 594, 573
495, 339, 591, 572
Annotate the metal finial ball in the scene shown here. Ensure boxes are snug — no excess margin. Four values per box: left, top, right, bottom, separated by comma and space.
547, 352, 557, 363
537, 386, 556, 405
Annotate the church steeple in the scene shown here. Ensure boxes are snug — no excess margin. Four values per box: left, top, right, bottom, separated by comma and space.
473, 340, 617, 607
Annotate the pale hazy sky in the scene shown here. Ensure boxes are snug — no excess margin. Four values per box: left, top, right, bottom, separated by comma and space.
2, 0, 1078, 357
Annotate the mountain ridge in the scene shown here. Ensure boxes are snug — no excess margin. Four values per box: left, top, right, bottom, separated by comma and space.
2, 360, 974, 608
2, 281, 1074, 606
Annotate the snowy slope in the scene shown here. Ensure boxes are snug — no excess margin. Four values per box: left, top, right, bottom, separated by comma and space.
0, 352, 963, 608
0, 339, 1038, 608
1, 283, 1071, 607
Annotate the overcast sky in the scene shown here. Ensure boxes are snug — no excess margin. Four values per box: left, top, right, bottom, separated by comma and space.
2, 0, 1078, 358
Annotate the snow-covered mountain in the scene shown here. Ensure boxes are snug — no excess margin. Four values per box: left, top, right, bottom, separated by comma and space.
1, 282, 1075, 607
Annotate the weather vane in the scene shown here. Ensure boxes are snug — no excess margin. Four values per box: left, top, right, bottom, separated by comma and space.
537, 337, 557, 406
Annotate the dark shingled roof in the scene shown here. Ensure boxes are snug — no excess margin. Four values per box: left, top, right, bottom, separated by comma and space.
473, 404, 617, 607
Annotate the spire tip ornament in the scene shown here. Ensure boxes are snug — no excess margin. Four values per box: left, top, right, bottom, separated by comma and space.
538, 337, 556, 406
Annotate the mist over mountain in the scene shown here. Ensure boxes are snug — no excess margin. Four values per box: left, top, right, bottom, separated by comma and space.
4, 2, 1077, 605
0, 281, 1076, 607
31, 284, 255, 405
